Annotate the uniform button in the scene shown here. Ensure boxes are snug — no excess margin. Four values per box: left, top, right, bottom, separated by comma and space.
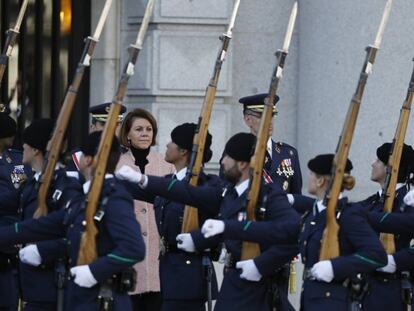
303, 241, 307, 246
82, 220, 87, 226
141, 208, 147, 214
326, 292, 331, 297
142, 232, 147, 237
302, 256, 306, 262
68, 259, 72, 264
186, 260, 191, 265
70, 224, 74, 228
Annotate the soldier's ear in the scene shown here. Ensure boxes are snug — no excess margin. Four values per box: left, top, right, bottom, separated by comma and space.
243, 114, 252, 127
238, 160, 250, 171
315, 175, 326, 188
84, 155, 94, 166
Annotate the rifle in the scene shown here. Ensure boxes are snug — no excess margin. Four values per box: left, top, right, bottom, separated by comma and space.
181, 0, 241, 233
319, 0, 393, 260
240, 1, 298, 261
0, 0, 29, 84
77, 0, 155, 265
379, 60, 414, 254
35, 0, 114, 218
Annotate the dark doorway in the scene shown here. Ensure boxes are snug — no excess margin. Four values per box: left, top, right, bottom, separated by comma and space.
0, 0, 91, 150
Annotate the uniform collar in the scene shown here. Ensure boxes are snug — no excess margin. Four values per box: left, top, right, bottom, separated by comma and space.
83, 174, 114, 194
267, 138, 273, 158
315, 193, 344, 214
174, 167, 187, 181
235, 178, 249, 197
377, 183, 406, 197
34, 172, 41, 181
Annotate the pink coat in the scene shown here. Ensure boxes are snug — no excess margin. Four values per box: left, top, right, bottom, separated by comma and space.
117, 149, 174, 295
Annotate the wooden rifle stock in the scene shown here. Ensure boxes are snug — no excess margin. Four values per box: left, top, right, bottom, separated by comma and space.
0, 0, 29, 84
241, 1, 298, 260
181, 0, 241, 233
320, 0, 393, 260
35, 37, 98, 218
77, 0, 154, 265
379, 60, 414, 254
319, 46, 379, 260
35, 0, 116, 218
240, 50, 288, 260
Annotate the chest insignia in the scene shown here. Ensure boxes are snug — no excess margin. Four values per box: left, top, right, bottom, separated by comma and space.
10, 165, 27, 189
276, 158, 295, 178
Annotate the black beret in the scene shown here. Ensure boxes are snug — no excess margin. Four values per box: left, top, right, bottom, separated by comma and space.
171, 123, 213, 163
0, 113, 17, 139
224, 132, 256, 162
308, 154, 353, 175
239, 93, 279, 114
23, 119, 54, 154
376, 143, 414, 169
81, 131, 120, 157
89, 103, 127, 122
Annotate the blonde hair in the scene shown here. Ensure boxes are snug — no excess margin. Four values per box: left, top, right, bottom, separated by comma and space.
319, 173, 356, 191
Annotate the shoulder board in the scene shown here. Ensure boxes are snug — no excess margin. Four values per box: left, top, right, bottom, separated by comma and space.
275, 141, 297, 151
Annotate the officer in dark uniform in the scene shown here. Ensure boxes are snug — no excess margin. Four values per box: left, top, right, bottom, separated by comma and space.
118, 123, 220, 311
0, 111, 31, 311
67, 102, 127, 173
239, 93, 302, 193
117, 133, 300, 311
360, 143, 414, 311
18, 118, 79, 310
88, 102, 127, 135
67, 102, 127, 176
0, 131, 146, 311
291, 154, 387, 311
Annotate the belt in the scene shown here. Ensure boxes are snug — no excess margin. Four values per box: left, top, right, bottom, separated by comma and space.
371, 271, 400, 281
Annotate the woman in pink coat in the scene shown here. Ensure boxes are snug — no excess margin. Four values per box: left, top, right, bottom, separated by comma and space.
118, 108, 174, 311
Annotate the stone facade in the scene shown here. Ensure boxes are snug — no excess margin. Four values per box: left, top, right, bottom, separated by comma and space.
90, 1, 414, 307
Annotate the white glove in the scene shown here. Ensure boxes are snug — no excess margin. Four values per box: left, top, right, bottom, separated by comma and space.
19, 245, 42, 266
311, 260, 334, 282
236, 259, 262, 282
176, 233, 196, 252
286, 194, 295, 205
403, 189, 414, 207
201, 219, 225, 238
70, 265, 98, 288
377, 254, 396, 273
115, 165, 142, 184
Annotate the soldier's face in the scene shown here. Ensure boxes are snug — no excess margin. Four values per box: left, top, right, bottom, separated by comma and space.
22, 143, 38, 165
371, 158, 387, 183
90, 121, 106, 133
165, 141, 186, 164
79, 153, 93, 177
128, 118, 153, 150
307, 171, 326, 196
221, 155, 242, 184
243, 114, 273, 137
307, 171, 319, 195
